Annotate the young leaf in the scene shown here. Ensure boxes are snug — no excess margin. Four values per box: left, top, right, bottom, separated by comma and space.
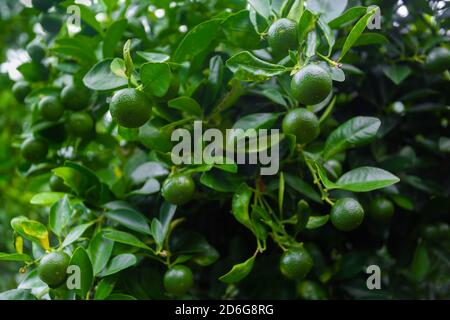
61, 222, 95, 248
323, 116, 381, 160
0, 252, 32, 262
231, 183, 253, 230
306, 215, 330, 229
219, 255, 256, 284
103, 230, 152, 251
226, 51, 287, 81
30, 192, 66, 206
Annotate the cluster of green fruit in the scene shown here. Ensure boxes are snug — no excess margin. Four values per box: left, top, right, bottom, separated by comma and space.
37, 251, 194, 296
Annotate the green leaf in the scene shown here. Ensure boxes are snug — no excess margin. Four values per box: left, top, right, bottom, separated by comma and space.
226, 51, 287, 81
306, 215, 330, 229
173, 232, 220, 267
101, 254, 137, 277
298, 10, 316, 44
305, 31, 317, 58
168, 96, 203, 117
328, 7, 367, 29
30, 192, 66, 206
110, 58, 127, 79
123, 39, 133, 78
49, 195, 71, 237
248, 0, 271, 19
411, 244, 430, 281
0, 252, 32, 262
323, 116, 381, 160
11, 217, 50, 250
338, 7, 378, 61
137, 51, 170, 63
88, 232, 114, 275
231, 183, 253, 230
284, 173, 322, 203
94, 276, 116, 300
439, 137, 450, 153
77, 4, 103, 34
103, 230, 151, 250
69, 247, 94, 298
317, 17, 335, 56
219, 255, 255, 284
130, 161, 169, 184
0, 289, 36, 300
308, 0, 348, 22
295, 200, 311, 233
332, 167, 400, 192
127, 178, 160, 196
83, 59, 128, 91
61, 222, 95, 248
172, 19, 222, 63
383, 65, 412, 85
222, 10, 262, 50
105, 209, 151, 235
200, 170, 243, 193
103, 19, 128, 58
140, 62, 172, 97
279, 172, 285, 215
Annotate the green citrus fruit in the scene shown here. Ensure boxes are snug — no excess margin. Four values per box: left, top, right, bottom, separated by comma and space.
32, 0, 54, 11
12, 81, 31, 102
26, 42, 46, 62
369, 197, 395, 222
37, 251, 70, 288
60, 83, 91, 110
67, 111, 94, 137
39, 13, 63, 34
324, 159, 343, 180
279, 247, 313, 280
39, 96, 64, 121
291, 64, 332, 105
296, 280, 327, 300
49, 175, 70, 193
163, 265, 194, 296
267, 18, 298, 55
282, 108, 320, 144
331, 198, 365, 232
21, 138, 48, 163
425, 47, 450, 73
109, 88, 152, 128
161, 174, 195, 205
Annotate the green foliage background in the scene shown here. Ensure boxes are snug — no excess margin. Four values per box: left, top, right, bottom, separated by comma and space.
0, 0, 449, 299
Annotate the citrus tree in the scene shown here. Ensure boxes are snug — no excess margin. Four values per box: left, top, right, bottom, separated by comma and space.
0, 0, 448, 300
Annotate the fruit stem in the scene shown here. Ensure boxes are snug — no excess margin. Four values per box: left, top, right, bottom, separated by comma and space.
317, 52, 342, 68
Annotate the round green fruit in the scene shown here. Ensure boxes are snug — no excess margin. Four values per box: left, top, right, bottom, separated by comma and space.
369, 197, 395, 222
39, 13, 63, 34
109, 88, 152, 128
425, 47, 450, 73
282, 108, 320, 144
297, 281, 327, 300
291, 64, 332, 105
60, 83, 91, 110
37, 251, 70, 288
67, 112, 94, 137
279, 247, 313, 280
49, 175, 70, 193
331, 198, 365, 232
163, 265, 194, 296
21, 138, 48, 163
267, 18, 298, 55
161, 174, 195, 205
26, 42, 46, 62
39, 96, 64, 121
12, 81, 31, 102
324, 159, 343, 180
32, 0, 54, 11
